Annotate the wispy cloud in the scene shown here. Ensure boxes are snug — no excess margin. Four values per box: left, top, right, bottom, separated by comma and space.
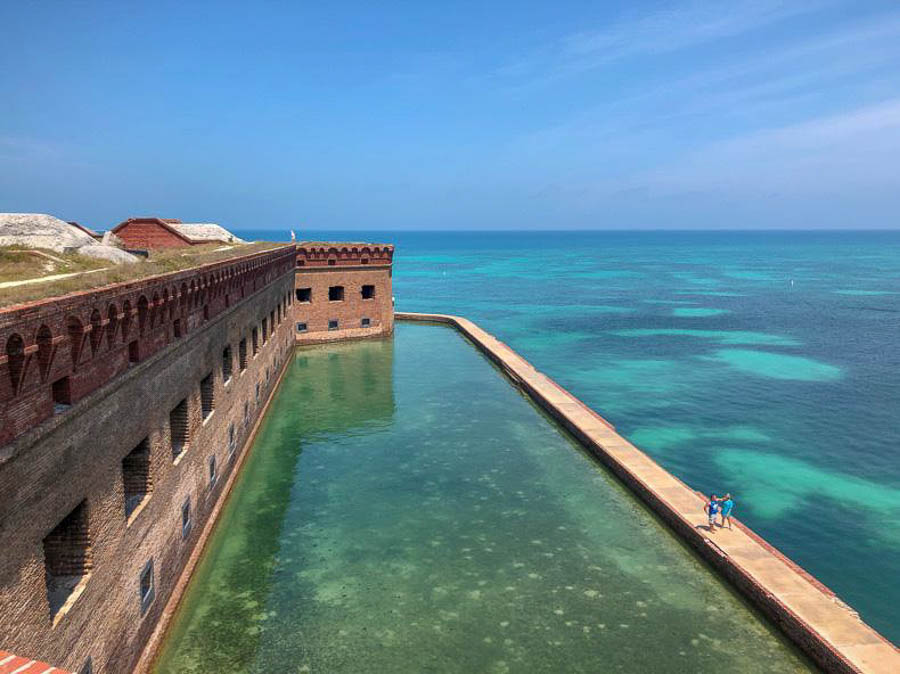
503, 8, 900, 167
562, 0, 824, 65
599, 98, 900, 203
490, 0, 837, 92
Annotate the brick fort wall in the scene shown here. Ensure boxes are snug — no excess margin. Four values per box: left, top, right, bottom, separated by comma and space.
0, 246, 296, 673
293, 242, 393, 343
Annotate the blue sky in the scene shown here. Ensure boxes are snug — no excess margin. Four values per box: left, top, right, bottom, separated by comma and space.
1, 1, 899, 230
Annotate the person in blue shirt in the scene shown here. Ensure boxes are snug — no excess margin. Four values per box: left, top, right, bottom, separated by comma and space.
704, 495, 720, 532
720, 493, 734, 530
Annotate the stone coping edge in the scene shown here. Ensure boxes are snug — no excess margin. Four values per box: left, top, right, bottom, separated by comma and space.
395, 311, 900, 674
132, 339, 295, 674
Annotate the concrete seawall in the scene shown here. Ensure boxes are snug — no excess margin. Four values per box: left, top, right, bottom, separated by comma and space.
395, 312, 900, 674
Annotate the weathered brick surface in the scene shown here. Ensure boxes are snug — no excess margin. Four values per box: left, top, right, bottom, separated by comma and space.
293, 243, 394, 343
1, 247, 295, 447
0, 253, 296, 673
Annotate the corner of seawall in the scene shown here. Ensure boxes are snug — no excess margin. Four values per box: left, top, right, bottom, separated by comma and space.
393, 311, 900, 674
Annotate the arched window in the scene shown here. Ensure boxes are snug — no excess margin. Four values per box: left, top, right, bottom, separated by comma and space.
6, 333, 25, 394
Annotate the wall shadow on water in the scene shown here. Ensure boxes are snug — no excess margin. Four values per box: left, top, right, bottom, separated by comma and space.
153, 338, 395, 673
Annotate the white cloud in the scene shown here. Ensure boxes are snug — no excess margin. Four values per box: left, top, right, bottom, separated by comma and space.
620, 98, 900, 197
491, 0, 837, 91
562, 0, 823, 64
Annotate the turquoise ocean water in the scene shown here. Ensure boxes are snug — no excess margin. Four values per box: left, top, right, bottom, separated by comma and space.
238, 229, 900, 643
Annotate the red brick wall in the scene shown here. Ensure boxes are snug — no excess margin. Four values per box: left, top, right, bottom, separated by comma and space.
293, 243, 394, 343
0, 246, 297, 447
0, 258, 296, 673
113, 221, 192, 249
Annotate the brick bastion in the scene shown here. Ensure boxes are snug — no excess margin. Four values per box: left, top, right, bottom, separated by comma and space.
293, 242, 394, 343
395, 312, 900, 674
0, 245, 297, 673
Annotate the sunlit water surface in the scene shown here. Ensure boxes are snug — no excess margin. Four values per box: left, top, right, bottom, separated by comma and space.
155, 325, 812, 673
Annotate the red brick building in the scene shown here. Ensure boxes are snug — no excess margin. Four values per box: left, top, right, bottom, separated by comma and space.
293, 242, 394, 342
111, 218, 243, 249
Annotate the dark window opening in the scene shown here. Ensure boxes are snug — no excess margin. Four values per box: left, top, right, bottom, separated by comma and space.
123, 438, 152, 519
43, 500, 92, 617
52, 376, 72, 411
239, 338, 248, 371
328, 286, 344, 301
296, 287, 311, 303
296, 322, 307, 333
203, 305, 209, 321
243, 401, 250, 426
173, 319, 182, 338
328, 320, 339, 331
208, 455, 217, 488
170, 399, 189, 459
255, 382, 260, 402
139, 559, 155, 614
201, 373, 215, 420
328, 259, 336, 266
222, 346, 233, 383
361, 317, 371, 328
228, 423, 236, 456
361, 258, 369, 265
361, 285, 376, 299
262, 319, 268, 344
128, 340, 140, 364
252, 328, 259, 355
78, 657, 93, 674
181, 498, 191, 539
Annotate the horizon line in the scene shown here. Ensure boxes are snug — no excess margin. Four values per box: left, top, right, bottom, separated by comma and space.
232, 227, 900, 233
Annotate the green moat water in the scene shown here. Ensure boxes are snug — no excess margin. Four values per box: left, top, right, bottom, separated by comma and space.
154, 324, 813, 673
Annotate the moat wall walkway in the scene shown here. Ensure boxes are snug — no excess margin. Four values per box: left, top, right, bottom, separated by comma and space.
395, 312, 900, 674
